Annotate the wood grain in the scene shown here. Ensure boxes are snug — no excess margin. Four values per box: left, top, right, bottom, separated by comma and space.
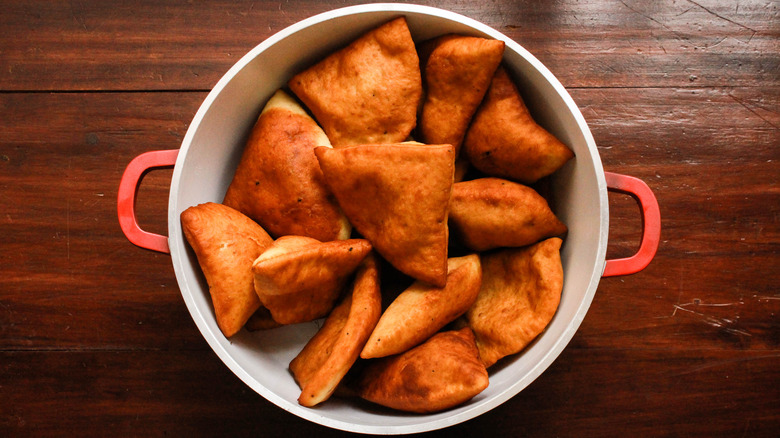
0, 0, 777, 436
0, 0, 775, 90
0, 92, 204, 350
1, 349, 778, 437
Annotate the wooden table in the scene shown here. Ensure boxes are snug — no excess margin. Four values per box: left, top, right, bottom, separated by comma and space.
1, 1, 777, 436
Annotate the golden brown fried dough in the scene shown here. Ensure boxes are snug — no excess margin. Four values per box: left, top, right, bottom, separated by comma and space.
453, 156, 471, 183
288, 17, 422, 146
419, 35, 505, 154
464, 66, 574, 184
290, 255, 382, 407
252, 236, 372, 324
180, 202, 274, 337
223, 89, 350, 242
314, 143, 454, 287
357, 327, 489, 414
465, 238, 564, 368
449, 177, 567, 251
244, 306, 282, 331
361, 254, 481, 359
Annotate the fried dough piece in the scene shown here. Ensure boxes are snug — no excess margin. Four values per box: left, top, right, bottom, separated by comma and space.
252, 236, 372, 324
244, 306, 282, 331
180, 202, 274, 337
454, 156, 470, 183
465, 238, 564, 368
222, 89, 350, 242
361, 254, 481, 359
290, 255, 382, 407
288, 17, 422, 146
314, 143, 454, 287
449, 177, 567, 251
419, 35, 505, 154
357, 327, 489, 414
464, 66, 574, 184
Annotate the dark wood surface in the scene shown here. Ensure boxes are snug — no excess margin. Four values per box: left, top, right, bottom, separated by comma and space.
1, 0, 777, 436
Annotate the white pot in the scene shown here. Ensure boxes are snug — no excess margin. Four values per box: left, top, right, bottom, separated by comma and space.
118, 4, 660, 434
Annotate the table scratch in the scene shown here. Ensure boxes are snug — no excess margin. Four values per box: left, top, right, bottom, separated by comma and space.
671, 303, 751, 336
669, 353, 780, 377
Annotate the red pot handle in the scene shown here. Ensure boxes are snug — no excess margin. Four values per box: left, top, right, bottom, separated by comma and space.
117, 149, 179, 254
602, 171, 661, 277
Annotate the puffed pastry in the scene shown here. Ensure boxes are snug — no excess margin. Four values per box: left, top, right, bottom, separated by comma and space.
223, 89, 350, 242
464, 66, 574, 184
180, 202, 274, 337
252, 236, 372, 324
288, 17, 422, 146
314, 142, 454, 287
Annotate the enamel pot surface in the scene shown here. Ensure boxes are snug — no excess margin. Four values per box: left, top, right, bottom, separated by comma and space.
118, 4, 660, 434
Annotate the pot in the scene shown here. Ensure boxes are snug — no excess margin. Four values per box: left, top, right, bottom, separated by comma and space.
117, 4, 660, 434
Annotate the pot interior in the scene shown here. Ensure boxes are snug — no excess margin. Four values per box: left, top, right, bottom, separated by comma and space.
168, 4, 607, 434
